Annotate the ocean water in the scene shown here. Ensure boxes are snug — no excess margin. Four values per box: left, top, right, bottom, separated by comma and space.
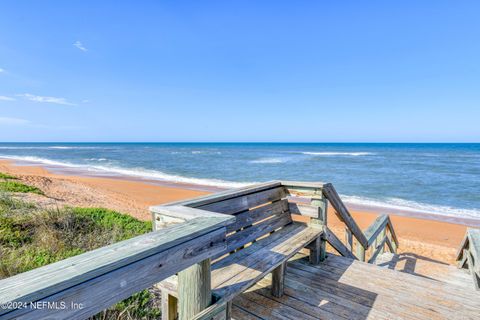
0, 143, 479, 221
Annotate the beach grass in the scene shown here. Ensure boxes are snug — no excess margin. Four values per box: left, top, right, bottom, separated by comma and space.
0, 193, 160, 319
0, 172, 17, 180
0, 180, 44, 195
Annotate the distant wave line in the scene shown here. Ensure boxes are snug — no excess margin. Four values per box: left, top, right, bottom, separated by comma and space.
343, 195, 480, 220
250, 158, 287, 164
0, 146, 100, 150
0, 155, 251, 188
301, 152, 374, 156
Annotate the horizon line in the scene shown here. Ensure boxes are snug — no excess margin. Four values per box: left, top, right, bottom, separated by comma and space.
0, 141, 479, 144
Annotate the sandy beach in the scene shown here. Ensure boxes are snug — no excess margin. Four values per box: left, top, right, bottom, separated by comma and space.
0, 159, 468, 264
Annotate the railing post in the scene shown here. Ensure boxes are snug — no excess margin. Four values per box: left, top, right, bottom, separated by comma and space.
178, 258, 212, 320
378, 228, 385, 255
309, 190, 328, 263
357, 242, 366, 262
345, 228, 353, 252
391, 233, 397, 253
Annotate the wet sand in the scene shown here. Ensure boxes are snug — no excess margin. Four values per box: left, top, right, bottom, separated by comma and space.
0, 159, 468, 264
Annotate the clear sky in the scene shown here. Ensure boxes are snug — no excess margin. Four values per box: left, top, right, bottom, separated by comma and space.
0, 1, 479, 142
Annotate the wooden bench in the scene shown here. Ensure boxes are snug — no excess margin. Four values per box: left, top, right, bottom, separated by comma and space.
150, 182, 326, 320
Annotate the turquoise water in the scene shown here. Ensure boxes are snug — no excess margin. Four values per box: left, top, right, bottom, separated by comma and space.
0, 143, 479, 220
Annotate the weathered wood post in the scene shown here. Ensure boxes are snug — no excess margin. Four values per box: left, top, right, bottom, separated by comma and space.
357, 242, 366, 262
271, 262, 286, 297
178, 258, 212, 320
378, 228, 385, 255
161, 291, 178, 320
345, 228, 353, 252
308, 189, 328, 263
388, 228, 397, 253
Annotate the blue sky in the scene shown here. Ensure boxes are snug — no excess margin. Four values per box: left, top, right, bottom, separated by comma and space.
0, 1, 479, 142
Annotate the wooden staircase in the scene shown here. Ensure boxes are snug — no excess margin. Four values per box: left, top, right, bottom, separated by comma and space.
230, 253, 480, 320
315, 183, 480, 292
456, 228, 480, 290
374, 252, 474, 290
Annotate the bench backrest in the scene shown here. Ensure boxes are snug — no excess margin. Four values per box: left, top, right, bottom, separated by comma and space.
189, 185, 292, 257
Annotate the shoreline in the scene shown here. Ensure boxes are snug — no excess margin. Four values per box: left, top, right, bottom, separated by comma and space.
0, 159, 470, 264
2, 156, 479, 228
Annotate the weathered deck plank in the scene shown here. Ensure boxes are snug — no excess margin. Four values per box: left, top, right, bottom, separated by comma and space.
375, 252, 473, 290
230, 254, 480, 320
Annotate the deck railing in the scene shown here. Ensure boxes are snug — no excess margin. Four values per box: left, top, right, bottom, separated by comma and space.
456, 228, 480, 290
0, 208, 234, 320
0, 180, 400, 320
283, 181, 399, 263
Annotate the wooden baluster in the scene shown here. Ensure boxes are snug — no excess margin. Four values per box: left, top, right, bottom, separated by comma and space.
357, 242, 366, 262
378, 228, 385, 255
345, 227, 353, 253
309, 189, 328, 263
388, 225, 397, 253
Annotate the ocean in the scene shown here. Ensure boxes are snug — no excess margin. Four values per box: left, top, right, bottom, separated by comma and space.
0, 143, 479, 222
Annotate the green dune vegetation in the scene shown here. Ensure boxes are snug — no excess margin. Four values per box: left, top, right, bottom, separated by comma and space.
0, 172, 43, 194
0, 180, 44, 195
0, 172, 161, 319
0, 172, 17, 180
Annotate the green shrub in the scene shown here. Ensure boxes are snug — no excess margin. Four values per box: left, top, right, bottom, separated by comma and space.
0, 195, 159, 319
0, 181, 43, 194
72, 207, 152, 241
0, 172, 17, 179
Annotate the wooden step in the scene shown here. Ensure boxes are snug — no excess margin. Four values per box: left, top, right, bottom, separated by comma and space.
374, 252, 474, 290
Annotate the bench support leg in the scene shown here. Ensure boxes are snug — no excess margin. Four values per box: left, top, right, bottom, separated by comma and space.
161, 291, 178, 320
178, 258, 212, 320
226, 301, 232, 320
271, 262, 286, 297
308, 236, 325, 264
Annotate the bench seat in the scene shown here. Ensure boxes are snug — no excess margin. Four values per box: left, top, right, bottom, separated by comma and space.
153, 183, 328, 319
160, 222, 322, 303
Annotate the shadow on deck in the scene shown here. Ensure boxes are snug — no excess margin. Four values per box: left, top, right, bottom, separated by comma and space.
230, 254, 480, 320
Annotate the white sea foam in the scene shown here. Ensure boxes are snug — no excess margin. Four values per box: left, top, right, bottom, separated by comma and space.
0, 146, 99, 150
302, 152, 374, 156
2, 154, 478, 220
191, 150, 222, 155
250, 158, 286, 164
48, 146, 100, 149
0, 155, 251, 189
342, 195, 480, 220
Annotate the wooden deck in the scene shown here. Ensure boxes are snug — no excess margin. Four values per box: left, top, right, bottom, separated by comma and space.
229, 254, 480, 320
2, 181, 476, 320
375, 252, 474, 290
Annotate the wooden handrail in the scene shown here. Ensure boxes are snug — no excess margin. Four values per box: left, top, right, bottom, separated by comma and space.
321, 183, 369, 249
282, 181, 399, 262
0, 208, 234, 320
364, 214, 389, 246
456, 228, 480, 290
363, 215, 399, 248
